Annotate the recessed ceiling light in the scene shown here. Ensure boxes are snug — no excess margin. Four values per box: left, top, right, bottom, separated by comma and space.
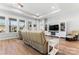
51, 6, 55, 9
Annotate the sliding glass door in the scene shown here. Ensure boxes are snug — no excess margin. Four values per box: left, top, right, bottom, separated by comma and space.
9, 18, 17, 32
19, 20, 25, 31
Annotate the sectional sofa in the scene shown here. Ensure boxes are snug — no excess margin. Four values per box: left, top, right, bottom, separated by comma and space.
20, 31, 48, 54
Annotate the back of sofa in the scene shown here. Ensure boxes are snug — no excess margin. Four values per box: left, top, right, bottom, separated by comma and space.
21, 31, 48, 54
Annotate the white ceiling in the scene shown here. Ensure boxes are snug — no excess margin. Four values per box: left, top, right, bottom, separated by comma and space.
0, 3, 79, 19
22, 3, 59, 16
0, 3, 60, 18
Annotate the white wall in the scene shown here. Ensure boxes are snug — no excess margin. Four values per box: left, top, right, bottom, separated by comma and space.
39, 19, 45, 31
67, 14, 79, 32
46, 9, 79, 37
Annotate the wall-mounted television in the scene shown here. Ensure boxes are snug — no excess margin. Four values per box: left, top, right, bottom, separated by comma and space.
49, 25, 59, 31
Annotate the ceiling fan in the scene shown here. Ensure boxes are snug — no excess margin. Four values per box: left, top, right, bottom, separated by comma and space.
17, 3, 23, 7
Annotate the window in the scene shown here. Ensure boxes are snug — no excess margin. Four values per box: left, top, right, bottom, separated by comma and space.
0, 16, 5, 33
19, 20, 25, 31
28, 21, 32, 30
9, 18, 17, 32
45, 24, 47, 31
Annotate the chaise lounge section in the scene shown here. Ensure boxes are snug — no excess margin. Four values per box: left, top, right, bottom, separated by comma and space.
66, 31, 79, 41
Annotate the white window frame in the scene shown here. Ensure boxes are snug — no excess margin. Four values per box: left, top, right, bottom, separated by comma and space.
9, 18, 17, 32
0, 16, 5, 33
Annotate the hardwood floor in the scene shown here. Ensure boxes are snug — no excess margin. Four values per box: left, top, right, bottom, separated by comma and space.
0, 38, 79, 55
59, 38, 79, 55
0, 39, 41, 55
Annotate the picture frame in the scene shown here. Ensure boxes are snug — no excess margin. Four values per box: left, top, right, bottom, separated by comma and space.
60, 22, 65, 31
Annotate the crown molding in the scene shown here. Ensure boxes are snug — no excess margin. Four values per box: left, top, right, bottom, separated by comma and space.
0, 4, 61, 19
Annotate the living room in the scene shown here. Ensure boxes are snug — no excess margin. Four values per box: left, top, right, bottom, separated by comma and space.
1, 0, 79, 59
0, 3, 79, 55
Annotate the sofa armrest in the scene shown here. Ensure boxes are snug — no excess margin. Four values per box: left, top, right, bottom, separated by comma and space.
43, 40, 48, 54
